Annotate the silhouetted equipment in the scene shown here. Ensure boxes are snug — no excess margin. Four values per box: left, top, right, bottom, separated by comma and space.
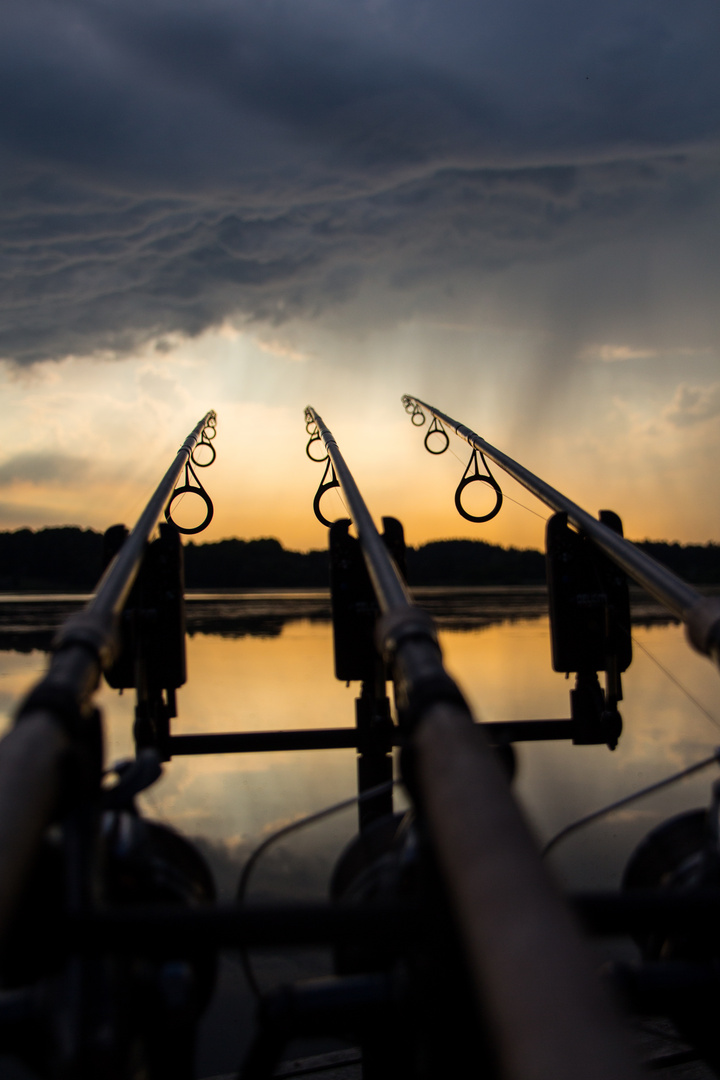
395, 393, 720, 1070
402, 394, 720, 670
303, 405, 637, 1080
0, 411, 218, 1075
402, 392, 720, 751
2, 399, 720, 1078
103, 521, 187, 755
454, 446, 504, 522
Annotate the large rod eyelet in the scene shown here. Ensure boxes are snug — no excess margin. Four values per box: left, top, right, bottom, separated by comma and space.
424, 417, 449, 455
313, 461, 341, 527
454, 449, 503, 523
192, 439, 216, 467
306, 432, 329, 462
165, 485, 214, 534
454, 475, 503, 523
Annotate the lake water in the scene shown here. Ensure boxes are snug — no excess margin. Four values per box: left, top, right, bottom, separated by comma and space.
1, 588, 719, 1074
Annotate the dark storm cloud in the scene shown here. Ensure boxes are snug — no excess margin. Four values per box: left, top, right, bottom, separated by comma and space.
1, 0, 719, 362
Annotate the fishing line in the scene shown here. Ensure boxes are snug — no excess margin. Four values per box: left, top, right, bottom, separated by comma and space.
630, 631, 720, 733
408, 401, 549, 524
542, 748, 720, 858
611, 614, 720, 734
319, 480, 350, 524
236, 779, 399, 998
543, 610, 720, 856
501, 492, 548, 521
334, 485, 350, 518
446, 442, 547, 521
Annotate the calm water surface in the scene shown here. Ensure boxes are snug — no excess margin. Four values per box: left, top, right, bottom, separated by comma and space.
1, 588, 719, 1073
2, 589, 717, 889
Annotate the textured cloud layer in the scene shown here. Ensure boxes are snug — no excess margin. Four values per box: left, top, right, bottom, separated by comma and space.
665, 383, 720, 426
1, 0, 719, 363
0, 452, 91, 486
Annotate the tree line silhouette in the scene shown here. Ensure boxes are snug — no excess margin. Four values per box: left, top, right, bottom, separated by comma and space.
0, 527, 718, 591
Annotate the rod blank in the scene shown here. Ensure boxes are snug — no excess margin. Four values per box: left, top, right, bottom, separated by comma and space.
0, 411, 216, 946
403, 395, 720, 668
305, 404, 638, 1080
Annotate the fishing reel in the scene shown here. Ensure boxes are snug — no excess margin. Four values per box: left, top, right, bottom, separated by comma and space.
623, 777, 720, 961
613, 777, 720, 1071
242, 810, 490, 1080
332, 812, 485, 1079
0, 753, 217, 1080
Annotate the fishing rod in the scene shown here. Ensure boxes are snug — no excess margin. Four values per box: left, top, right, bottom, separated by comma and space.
402, 394, 720, 670
0, 410, 218, 948
305, 406, 411, 618
304, 405, 637, 1080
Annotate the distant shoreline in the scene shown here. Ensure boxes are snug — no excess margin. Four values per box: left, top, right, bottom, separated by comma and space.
1, 526, 719, 591
0, 587, 708, 658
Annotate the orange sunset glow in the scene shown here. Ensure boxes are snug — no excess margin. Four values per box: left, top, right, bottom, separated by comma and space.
0, 3, 718, 552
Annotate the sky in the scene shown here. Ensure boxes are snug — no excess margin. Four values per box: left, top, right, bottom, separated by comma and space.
1, 0, 719, 553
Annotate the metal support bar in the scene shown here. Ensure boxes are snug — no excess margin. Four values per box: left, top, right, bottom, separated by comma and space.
55, 903, 421, 953
17, 889, 720, 953
573, 888, 720, 935
403, 395, 720, 667
485, 719, 575, 743
169, 720, 577, 756
169, 730, 360, 754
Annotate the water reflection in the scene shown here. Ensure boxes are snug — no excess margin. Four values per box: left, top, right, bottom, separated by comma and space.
4, 592, 717, 883
172, 612, 718, 895
2, 590, 719, 1072
2, 590, 718, 892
